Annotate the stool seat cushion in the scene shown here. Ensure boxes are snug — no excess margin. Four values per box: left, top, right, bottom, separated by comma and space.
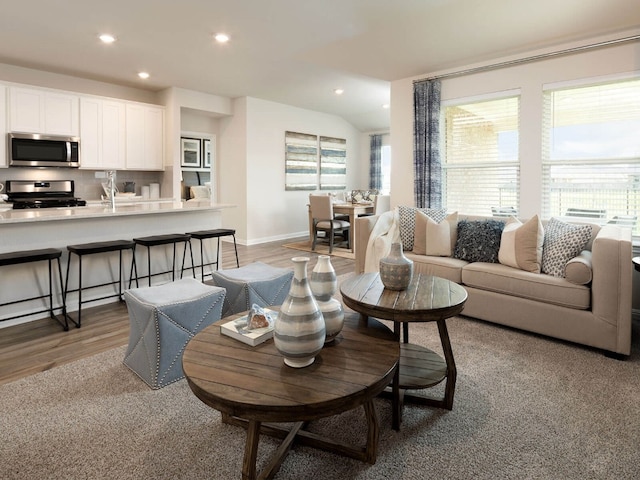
133, 234, 191, 246
210, 262, 293, 316
67, 240, 135, 255
123, 278, 226, 389
187, 229, 235, 239
0, 248, 62, 266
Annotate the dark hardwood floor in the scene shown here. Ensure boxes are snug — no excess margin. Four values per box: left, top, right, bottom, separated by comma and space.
0, 237, 354, 386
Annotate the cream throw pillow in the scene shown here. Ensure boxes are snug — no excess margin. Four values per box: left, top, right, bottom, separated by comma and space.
413, 211, 458, 256
498, 215, 544, 273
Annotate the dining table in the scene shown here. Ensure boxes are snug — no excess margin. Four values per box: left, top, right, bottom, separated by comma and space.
307, 201, 374, 256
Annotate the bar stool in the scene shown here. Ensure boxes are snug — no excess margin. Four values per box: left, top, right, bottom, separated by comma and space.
65, 240, 138, 328
184, 229, 239, 281
0, 248, 68, 330
130, 234, 195, 287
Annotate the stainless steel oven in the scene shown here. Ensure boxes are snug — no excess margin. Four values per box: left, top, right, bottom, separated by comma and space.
9, 133, 80, 168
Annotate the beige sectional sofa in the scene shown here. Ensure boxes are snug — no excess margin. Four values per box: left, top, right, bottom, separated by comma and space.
354, 213, 633, 357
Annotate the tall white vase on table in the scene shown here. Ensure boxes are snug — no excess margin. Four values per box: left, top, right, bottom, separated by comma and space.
274, 257, 326, 368
310, 255, 344, 343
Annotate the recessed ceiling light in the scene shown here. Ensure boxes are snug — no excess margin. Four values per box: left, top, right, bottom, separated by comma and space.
214, 33, 230, 43
99, 34, 116, 44
382, 104, 390, 109
138, 72, 150, 79
334, 88, 344, 95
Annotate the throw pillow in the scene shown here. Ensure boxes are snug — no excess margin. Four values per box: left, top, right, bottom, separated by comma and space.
413, 211, 458, 256
398, 206, 446, 251
453, 219, 505, 263
541, 218, 592, 277
564, 250, 593, 285
498, 215, 544, 273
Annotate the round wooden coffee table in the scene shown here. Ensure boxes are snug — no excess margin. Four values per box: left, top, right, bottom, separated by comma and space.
183, 311, 399, 480
340, 272, 467, 430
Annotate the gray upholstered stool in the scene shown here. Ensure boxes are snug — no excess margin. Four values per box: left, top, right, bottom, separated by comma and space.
123, 278, 226, 389
210, 262, 293, 317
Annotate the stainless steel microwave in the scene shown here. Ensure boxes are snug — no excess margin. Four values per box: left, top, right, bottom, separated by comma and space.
9, 133, 80, 168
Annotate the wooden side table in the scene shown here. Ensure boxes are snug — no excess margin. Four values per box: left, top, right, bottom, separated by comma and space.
340, 272, 468, 430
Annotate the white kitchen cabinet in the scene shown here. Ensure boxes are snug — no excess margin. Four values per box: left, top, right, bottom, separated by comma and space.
79, 97, 126, 170
0, 84, 6, 167
126, 103, 164, 170
9, 86, 79, 136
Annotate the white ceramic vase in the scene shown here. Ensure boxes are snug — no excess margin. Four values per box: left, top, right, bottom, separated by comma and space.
274, 257, 326, 368
310, 255, 344, 343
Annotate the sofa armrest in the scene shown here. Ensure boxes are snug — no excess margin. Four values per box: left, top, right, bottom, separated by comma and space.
590, 224, 633, 354
355, 215, 380, 274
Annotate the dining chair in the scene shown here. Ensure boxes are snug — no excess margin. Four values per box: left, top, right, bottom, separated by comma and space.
309, 195, 350, 253
358, 194, 390, 217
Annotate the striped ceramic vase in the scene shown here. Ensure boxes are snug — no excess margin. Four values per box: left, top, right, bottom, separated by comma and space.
274, 257, 326, 368
310, 255, 344, 343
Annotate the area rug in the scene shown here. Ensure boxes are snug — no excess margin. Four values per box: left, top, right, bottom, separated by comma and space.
2, 318, 639, 478
283, 240, 355, 260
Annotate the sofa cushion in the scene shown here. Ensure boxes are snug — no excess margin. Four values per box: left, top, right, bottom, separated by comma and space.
565, 250, 593, 285
498, 215, 544, 273
398, 206, 446, 251
462, 262, 590, 310
413, 211, 458, 256
541, 218, 592, 277
453, 219, 505, 263
406, 252, 467, 284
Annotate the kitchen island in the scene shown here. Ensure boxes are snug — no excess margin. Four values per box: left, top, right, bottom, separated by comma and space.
0, 200, 236, 328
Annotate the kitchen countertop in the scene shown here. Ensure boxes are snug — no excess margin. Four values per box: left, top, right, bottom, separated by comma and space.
0, 199, 235, 224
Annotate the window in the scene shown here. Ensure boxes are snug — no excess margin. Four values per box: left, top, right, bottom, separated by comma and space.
443, 95, 520, 216
542, 78, 640, 233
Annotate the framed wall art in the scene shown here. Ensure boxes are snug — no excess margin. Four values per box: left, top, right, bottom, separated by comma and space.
285, 131, 318, 190
202, 138, 212, 168
181, 137, 201, 167
319, 136, 347, 190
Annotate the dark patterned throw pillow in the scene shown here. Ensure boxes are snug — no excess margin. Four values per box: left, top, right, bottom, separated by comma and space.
453, 219, 505, 263
398, 206, 446, 251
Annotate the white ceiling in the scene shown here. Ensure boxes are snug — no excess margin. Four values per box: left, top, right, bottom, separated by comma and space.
0, 0, 638, 132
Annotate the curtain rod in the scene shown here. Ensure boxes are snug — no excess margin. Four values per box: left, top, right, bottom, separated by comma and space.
414, 34, 640, 83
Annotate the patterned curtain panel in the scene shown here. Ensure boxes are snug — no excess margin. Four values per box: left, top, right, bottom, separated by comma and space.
369, 134, 383, 190
413, 79, 442, 208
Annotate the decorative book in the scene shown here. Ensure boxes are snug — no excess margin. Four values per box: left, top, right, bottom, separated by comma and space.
220, 308, 276, 346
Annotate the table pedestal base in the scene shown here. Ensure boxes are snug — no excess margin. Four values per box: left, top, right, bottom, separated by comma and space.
223, 400, 380, 480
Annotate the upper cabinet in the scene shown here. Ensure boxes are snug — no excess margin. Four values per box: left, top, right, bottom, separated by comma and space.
79, 97, 126, 170
4, 83, 165, 171
125, 103, 164, 171
9, 86, 79, 136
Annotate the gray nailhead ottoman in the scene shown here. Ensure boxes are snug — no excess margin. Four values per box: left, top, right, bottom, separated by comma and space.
123, 278, 226, 389
210, 262, 293, 317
